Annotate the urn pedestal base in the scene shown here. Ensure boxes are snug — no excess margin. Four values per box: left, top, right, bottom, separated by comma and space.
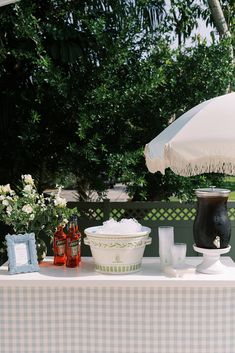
193, 245, 231, 274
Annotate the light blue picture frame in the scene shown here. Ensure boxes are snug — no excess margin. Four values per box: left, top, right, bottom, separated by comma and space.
5, 233, 40, 274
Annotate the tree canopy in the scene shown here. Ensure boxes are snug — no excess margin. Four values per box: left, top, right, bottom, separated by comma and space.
0, 0, 234, 200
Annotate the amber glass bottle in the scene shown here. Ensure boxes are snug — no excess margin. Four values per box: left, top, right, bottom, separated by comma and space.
66, 216, 81, 268
53, 224, 67, 266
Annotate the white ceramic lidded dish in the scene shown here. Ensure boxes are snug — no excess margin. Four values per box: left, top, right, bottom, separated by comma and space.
84, 226, 151, 274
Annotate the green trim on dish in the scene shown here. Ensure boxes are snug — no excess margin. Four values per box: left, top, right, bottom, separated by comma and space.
95, 262, 141, 273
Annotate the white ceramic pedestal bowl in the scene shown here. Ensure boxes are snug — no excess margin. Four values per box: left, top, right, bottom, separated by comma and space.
84, 226, 152, 274
193, 244, 231, 274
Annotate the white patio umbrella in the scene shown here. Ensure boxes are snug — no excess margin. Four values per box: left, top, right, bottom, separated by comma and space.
144, 92, 235, 176
0, 0, 18, 6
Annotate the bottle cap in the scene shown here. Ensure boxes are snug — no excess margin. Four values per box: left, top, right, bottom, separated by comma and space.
70, 214, 78, 222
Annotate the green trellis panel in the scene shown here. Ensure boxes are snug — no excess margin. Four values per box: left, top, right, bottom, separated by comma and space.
67, 201, 235, 260
1, 201, 235, 265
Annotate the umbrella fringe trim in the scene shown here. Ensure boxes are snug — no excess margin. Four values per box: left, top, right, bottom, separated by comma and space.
144, 147, 166, 174
167, 147, 235, 176
170, 160, 235, 177
145, 144, 235, 176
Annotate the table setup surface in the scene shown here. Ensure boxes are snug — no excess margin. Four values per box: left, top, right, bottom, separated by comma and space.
0, 257, 235, 353
0, 256, 235, 286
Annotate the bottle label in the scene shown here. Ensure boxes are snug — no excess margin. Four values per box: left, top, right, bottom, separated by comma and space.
70, 240, 79, 257
56, 239, 66, 256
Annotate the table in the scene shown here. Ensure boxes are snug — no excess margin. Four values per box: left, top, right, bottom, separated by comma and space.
0, 257, 235, 353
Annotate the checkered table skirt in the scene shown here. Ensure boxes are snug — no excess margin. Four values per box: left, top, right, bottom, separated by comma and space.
0, 286, 234, 353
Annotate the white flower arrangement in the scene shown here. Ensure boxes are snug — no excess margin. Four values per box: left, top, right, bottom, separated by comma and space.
0, 175, 73, 239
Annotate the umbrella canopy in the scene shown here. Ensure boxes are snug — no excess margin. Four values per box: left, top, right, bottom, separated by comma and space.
0, 0, 18, 6
144, 92, 235, 176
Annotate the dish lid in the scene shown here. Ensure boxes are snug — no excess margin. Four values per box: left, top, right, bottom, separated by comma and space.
195, 187, 230, 197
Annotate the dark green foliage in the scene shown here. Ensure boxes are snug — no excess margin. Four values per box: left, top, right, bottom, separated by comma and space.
0, 0, 234, 200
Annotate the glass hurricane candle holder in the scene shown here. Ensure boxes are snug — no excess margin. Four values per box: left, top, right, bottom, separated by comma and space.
171, 243, 187, 268
158, 226, 174, 269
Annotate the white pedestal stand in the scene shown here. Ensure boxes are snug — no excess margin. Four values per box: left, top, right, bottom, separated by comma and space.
193, 245, 231, 274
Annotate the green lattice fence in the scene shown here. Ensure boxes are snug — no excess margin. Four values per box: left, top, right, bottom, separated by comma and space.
1, 201, 235, 265
67, 201, 235, 260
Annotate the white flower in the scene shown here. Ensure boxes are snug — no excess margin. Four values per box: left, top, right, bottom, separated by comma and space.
6, 206, 12, 215
3, 184, 12, 193
22, 174, 34, 185
22, 204, 33, 214
23, 184, 33, 194
2, 199, 9, 206
54, 196, 67, 208
0, 184, 13, 194
0, 195, 5, 201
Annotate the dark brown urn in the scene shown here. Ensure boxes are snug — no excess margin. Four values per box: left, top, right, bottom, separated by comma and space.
193, 188, 231, 249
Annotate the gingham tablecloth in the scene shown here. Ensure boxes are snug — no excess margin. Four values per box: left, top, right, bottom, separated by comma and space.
0, 257, 235, 353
